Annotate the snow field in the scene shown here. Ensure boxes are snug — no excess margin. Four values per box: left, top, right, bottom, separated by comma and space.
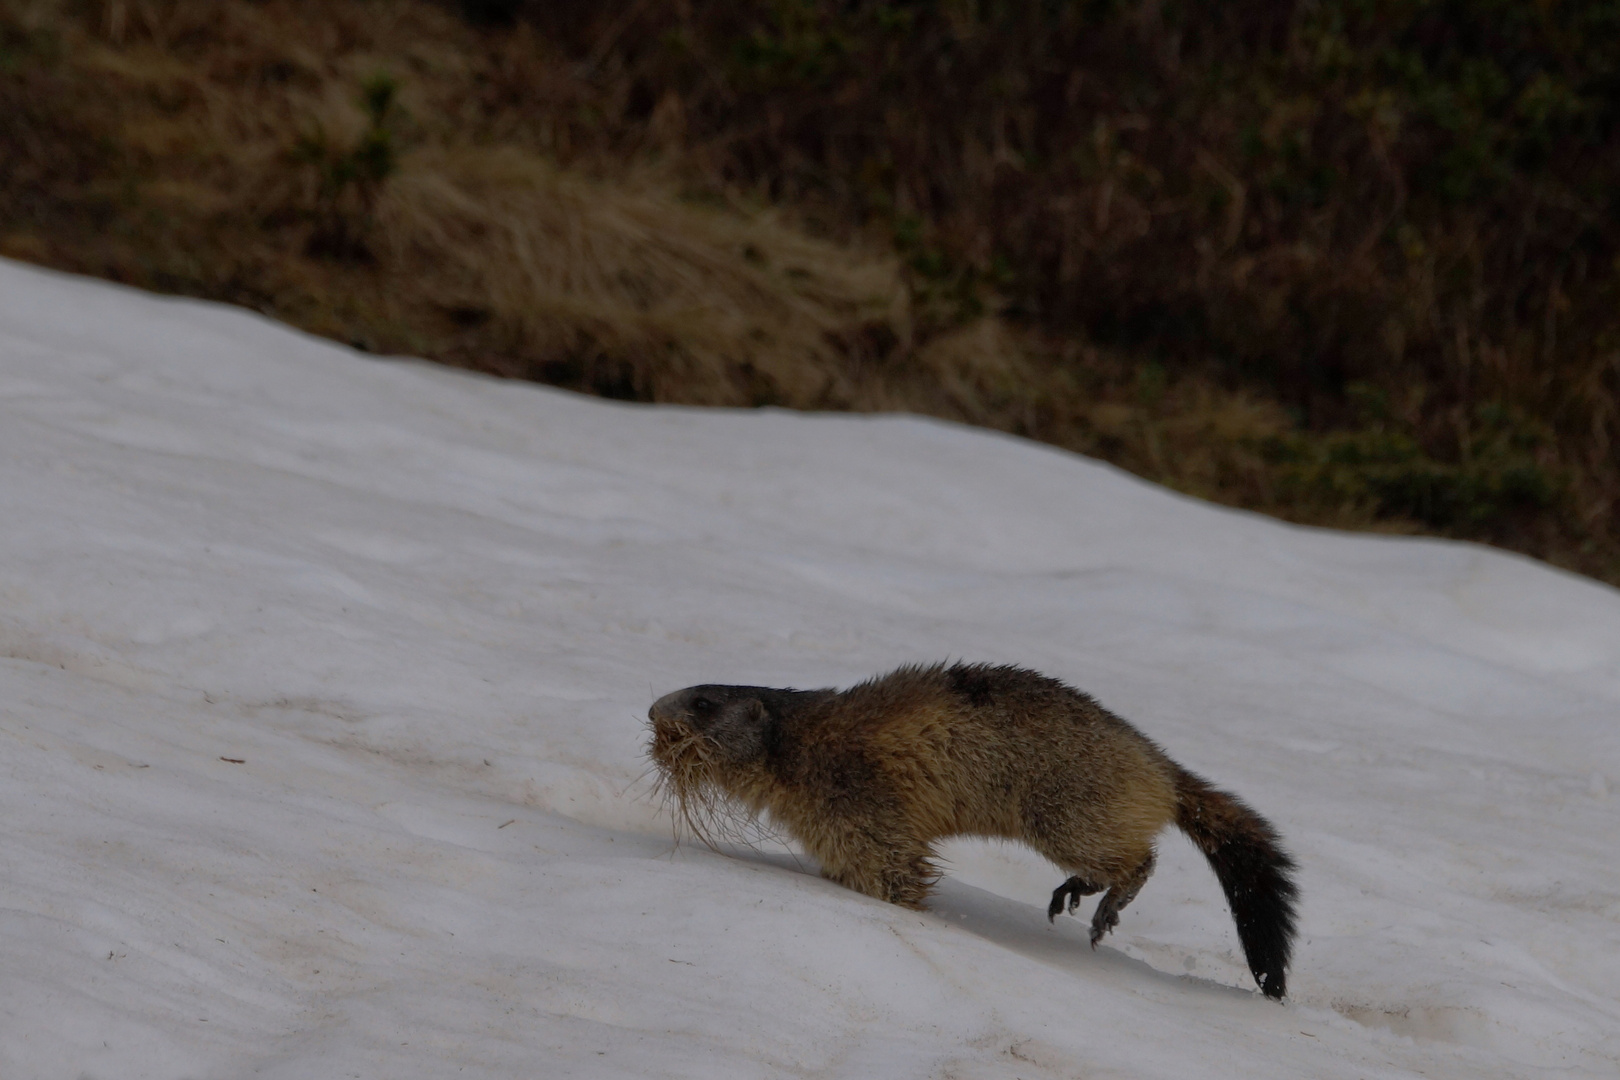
1, 257, 1618, 1078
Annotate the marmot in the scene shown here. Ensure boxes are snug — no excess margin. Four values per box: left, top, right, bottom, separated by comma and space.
647, 662, 1298, 999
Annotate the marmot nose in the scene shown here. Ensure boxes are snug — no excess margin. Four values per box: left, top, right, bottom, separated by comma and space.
648, 690, 684, 722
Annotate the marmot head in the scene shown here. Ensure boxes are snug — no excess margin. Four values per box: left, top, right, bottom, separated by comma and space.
648, 684, 775, 766
646, 684, 782, 848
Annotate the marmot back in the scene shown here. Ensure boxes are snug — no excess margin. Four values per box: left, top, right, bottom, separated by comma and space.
648, 662, 1298, 999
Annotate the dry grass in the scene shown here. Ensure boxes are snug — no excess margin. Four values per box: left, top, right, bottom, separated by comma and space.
0, 0, 928, 406
646, 718, 786, 854
374, 147, 910, 405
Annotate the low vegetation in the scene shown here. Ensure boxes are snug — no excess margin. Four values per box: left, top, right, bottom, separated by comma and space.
2, 1, 1617, 583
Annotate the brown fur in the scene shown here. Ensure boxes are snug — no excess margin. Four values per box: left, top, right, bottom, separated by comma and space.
647, 662, 1297, 998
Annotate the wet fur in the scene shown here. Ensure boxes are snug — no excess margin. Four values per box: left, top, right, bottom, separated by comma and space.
647, 662, 1298, 999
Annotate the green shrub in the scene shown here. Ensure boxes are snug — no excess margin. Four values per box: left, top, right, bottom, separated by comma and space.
1263, 398, 1558, 529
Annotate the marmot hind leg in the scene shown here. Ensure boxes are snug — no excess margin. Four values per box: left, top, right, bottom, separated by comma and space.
1087, 850, 1156, 947
1048, 876, 1103, 921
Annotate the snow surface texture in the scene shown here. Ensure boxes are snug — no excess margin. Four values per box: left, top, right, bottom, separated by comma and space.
1, 256, 1617, 1079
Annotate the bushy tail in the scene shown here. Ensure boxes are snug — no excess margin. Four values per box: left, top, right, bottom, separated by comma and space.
1173, 767, 1298, 1000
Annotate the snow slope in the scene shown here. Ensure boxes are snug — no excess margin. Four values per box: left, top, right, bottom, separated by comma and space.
1, 256, 1617, 1079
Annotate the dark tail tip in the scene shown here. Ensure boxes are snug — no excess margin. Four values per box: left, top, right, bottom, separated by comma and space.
1210, 829, 1297, 1000
1175, 769, 1298, 1000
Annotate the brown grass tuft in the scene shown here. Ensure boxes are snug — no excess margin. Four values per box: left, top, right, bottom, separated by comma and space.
646, 723, 781, 853
374, 147, 907, 405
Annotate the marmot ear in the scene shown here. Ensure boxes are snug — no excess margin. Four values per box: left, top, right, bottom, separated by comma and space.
745, 698, 767, 723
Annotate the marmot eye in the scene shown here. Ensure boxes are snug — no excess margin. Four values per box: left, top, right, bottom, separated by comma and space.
691, 696, 716, 713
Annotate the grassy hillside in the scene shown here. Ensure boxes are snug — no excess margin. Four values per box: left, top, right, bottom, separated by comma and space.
3, 0, 1618, 583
